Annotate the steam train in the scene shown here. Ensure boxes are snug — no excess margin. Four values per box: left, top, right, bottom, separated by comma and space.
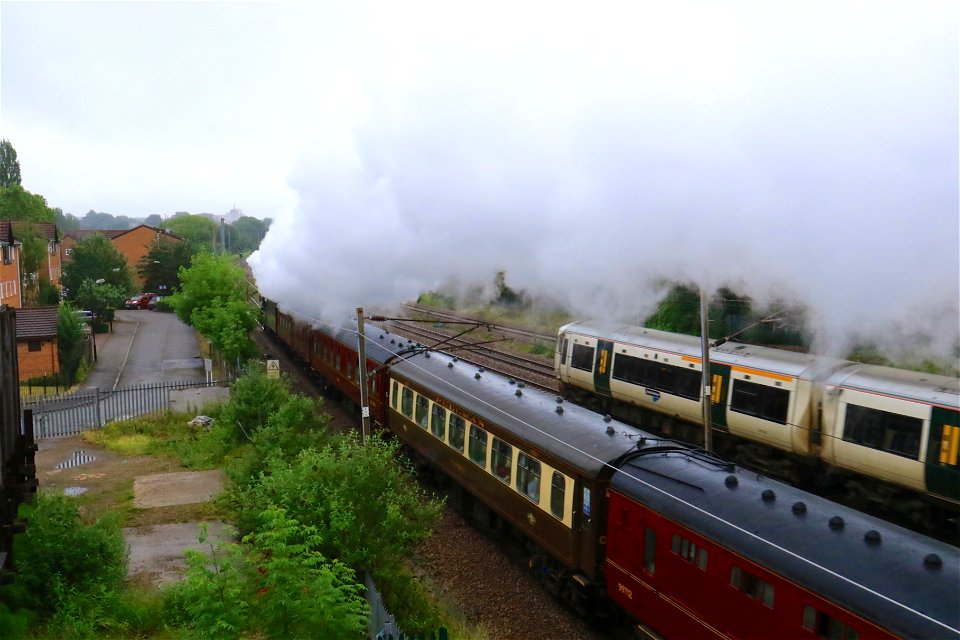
555, 321, 960, 534
262, 299, 959, 639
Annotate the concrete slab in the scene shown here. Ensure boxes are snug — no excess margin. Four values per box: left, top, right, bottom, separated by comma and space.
124, 521, 233, 587
133, 470, 225, 508
169, 386, 230, 413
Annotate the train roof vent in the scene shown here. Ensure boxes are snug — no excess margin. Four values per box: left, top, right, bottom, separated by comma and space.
479, 367, 485, 372
475, 372, 481, 380
606, 425, 615, 436
603, 414, 612, 422
864, 530, 882, 546
556, 396, 564, 404
556, 405, 564, 415
725, 475, 738, 488
791, 501, 807, 515
453, 356, 458, 362
379, 335, 384, 339
424, 352, 430, 358
924, 553, 943, 570
761, 489, 776, 503
829, 516, 845, 530
509, 379, 516, 385
515, 389, 522, 397
518, 382, 525, 388
448, 362, 454, 369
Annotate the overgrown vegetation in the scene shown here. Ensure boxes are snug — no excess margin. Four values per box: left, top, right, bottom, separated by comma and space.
3, 368, 450, 638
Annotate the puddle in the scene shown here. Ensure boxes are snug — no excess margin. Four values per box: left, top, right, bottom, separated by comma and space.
56, 450, 97, 469
64, 487, 88, 497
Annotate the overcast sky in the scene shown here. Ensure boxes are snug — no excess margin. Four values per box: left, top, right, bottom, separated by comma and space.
3, 2, 958, 360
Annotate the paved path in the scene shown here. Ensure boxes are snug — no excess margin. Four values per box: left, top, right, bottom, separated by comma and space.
80, 309, 206, 391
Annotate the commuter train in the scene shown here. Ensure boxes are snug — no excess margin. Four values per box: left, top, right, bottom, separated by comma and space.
262, 299, 959, 639
555, 321, 960, 534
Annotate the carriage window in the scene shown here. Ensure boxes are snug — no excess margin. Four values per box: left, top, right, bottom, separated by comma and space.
391, 381, 398, 408
448, 415, 465, 452
430, 405, 447, 439
803, 606, 860, 640
731, 380, 790, 425
643, 528, 656, 574
491, 438, 512, 483
731, 566, 774, 608
612, 354, 700, 400
571, 344, 595, 372
401, 387, 413, 418
550, 472, 566, 519
516, 454, 541, 502
415, 396, 429, 429
843, 404, 922, 460
671, 533, 708, 570
468, 425, 488, 467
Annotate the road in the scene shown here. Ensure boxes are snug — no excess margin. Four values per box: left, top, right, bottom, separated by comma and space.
80, 308, 206, 391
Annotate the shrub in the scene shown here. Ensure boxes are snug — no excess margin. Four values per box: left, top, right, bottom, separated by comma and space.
1, 492, 127, 618
217, 368, 291, 442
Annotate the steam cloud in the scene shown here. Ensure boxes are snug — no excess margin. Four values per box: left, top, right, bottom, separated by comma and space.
250, 2, 959, 365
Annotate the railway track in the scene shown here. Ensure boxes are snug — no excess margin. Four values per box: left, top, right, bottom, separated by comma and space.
400, 303, 557, 350
385, 319, 557, 391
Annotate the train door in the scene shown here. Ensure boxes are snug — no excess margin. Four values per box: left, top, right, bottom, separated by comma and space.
709, 362, 731, 430
594, 340, 614, 398
926, 406, 960, 502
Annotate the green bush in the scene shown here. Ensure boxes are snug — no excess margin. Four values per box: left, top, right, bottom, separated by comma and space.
217, 368, 292, 443
1, 492, 127, 616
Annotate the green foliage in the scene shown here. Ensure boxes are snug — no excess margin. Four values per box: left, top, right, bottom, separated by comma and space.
72, 278, 128, 323
136, 239, 195, 293
80, 210, 141, 230
0, 185, 56, 223
192, 298, 259, 363
54, 207, 81, 232
494, 270, 523, 307
1, 492, 127, 617
165, 213, 218, 248
416, 290, 456, 309
217, 368, 292, 442
0, 139, 21, 187
167, 513, 368, 640
61, 234, 135, 304
229, 433, 441, 573
38, 277, 60, 305
228, 216, 271, 254
57, 301, 87, 384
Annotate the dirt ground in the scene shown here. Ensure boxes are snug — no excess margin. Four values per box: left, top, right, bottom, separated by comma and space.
34, 434, 228, 587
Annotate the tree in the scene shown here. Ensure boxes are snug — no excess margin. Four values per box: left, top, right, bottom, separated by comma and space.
136, 240, 195, 294
0, 139, 21, 188
0, 185, 55, 222
166, 213, 217, 249
60, 234, 135, 303
80, 210, 139, 230
57, 302, 87, 383
53, 207, 80, 231
169, 252, 257, 361
229, 216, 271, 254
143, 214, 163, 227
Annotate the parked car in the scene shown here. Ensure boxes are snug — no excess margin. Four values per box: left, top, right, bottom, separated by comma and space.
147, 295, 164, 311
124, 293, 157, 310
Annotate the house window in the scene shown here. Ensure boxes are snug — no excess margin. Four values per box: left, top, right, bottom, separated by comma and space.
28, 341, 42, 352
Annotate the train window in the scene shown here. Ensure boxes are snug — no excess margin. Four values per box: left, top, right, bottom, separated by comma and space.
671, 533, 708, 569
730, 380, 789, 425
802, 606, 860, 640
516, 454, 541, 503
391, 381, 398, 409
449, 415, 466, 452
560, 339, 569, 368
550, 472, 565, 519
939, 424, 960, 467
613, 354, 700, 400
430, 405, 447, 439
843, 404, 922, 460
401, 387, 413, 418
415, 396, 429, 429
612, 353, 649, 386
643, 528, 656, 575
571, 344, 595, 372
730, 566, 774, 608
491, 438, 512, 483
469, 425, 488, 467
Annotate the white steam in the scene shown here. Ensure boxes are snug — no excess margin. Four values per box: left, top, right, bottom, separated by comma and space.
250, 1, 959, 363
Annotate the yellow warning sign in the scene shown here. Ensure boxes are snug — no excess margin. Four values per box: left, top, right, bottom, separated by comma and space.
266, 359, 280, 378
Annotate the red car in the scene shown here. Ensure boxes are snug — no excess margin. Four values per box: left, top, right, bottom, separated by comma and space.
124, 293, 157, 310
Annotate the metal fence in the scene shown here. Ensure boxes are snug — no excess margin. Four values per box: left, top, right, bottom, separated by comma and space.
25, 380, 227, 439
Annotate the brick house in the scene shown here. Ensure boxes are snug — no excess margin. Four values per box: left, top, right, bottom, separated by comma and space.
15, 306, 59, 382
0, 223, 22, 308
61, 225, 183, 287
12, 221, 62, 290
